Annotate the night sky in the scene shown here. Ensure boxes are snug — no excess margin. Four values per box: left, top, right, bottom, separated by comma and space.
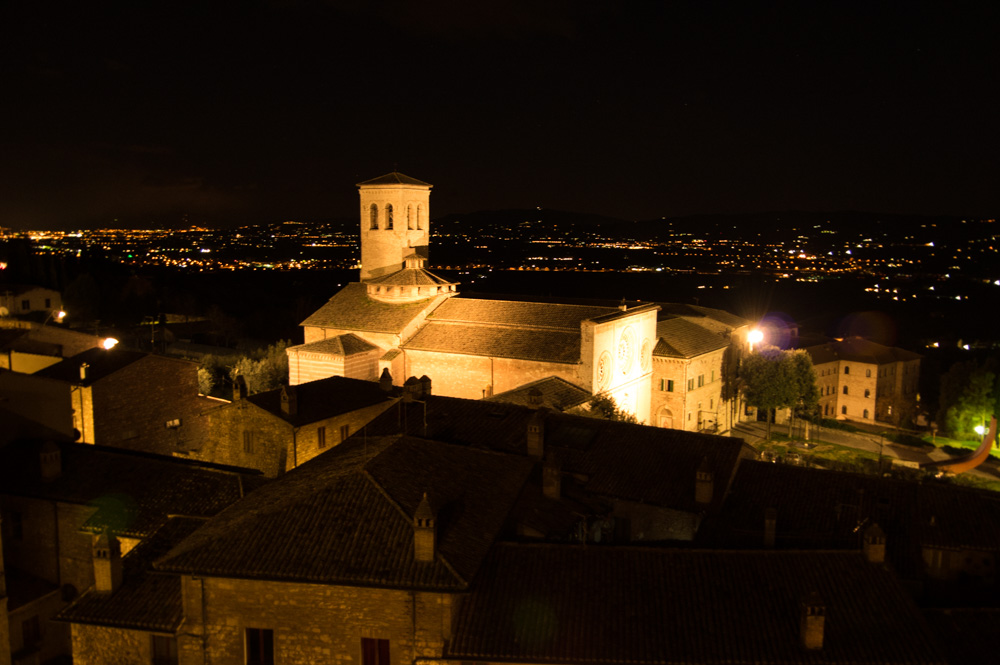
2, 1, 998, 229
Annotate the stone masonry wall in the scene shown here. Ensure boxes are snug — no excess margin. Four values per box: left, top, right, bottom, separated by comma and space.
178, 576, 453, 665
71, 623, 150, 665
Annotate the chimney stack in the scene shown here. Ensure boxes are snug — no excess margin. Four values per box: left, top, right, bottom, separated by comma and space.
527, 409, 546, 459
79, 362, 89, 381
379, 368, 393, 392
280, 385, 298, 417
695, 457, 714, 506
800, 592, 825, 650
764, 507, 777, 548
93, 529, 123, 594
420, 375, 432, 397
40, 441, 62, 482
863, 523, 886, 564
543, 451, 561, 500
234, 376, 248, 400
528, 387, 543, 408
413, 493, 436, 562
403, 376, 420, 403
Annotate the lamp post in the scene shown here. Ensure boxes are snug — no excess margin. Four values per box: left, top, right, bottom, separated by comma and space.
42, 309, 66, 327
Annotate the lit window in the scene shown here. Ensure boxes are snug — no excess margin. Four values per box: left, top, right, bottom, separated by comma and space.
246, 628, 274, 665
165, 418, 181, 429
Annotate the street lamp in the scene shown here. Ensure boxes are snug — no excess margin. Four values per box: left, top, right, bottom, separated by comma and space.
102, 337, 119, 350
43, 309, 66, 326
748, 328, 764, 352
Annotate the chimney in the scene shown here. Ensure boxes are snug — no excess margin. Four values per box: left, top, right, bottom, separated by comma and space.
528, 387, 543, 408
93, 529, 123, 593
234, 375, 248, 400
79, 362, 89, 382
527, 409, 546, 459
280, 385, 298, 417
542, 451, 561, 500
800, 592, 825, 650
863, 523, 886, 564
403, 376, 420, 402
420, 375, 432, 397
379, 367, 393, 392
619, 298, 627, 312
764, 507, 777, 548
413, 493, 436, 562
40, 441, 62, 481
695, 457, 714, 505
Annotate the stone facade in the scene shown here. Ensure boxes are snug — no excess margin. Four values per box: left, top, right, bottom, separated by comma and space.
176, 576, 452, 665
358, 173, 432, 280
70, 624, 154, 665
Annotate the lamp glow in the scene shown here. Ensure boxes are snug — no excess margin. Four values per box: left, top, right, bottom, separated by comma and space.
102, 337, 119, 350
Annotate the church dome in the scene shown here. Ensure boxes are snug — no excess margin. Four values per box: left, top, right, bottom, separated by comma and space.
364, 254, 458, 303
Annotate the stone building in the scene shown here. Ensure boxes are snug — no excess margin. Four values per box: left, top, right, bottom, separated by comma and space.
288, 172, 749, 430
35, 347, 214, 455
0, 319, 106, 374
804, 336, 922, 426
192, 375, 400, 477
0, 285, 61, 318
0, 439, 261, 664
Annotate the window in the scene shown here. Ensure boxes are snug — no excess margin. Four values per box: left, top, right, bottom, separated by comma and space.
340, 424, 350, 442
841, 406, 847, 415
824, 405, 829, 415
243, 431, 254, 454
152, 635, 179, 665
667, 379, 674, 392
888, 405, 893, 416
362, 638, 390, 665
369, 203, 379, 230
246, 628, 274, 665
407, 204, 415, 229
165, 418, 181, 428
45, 298, 51, 308
416, 204, 424, 230
659, 378, 664, 390
844, 366, 850, 375
709, 398, 714, 409
866, 369, 872, 378
687, 379, 694, 391
697, 375, 704, 388
386, 204, 394, 230
22, 616, 40, 647
317, 426, 327, 449
843, 386, 848, 395
864, 389, 870, 398
863, 409, 869, 419
21, 299, 29, 311
687, 412, 692, 421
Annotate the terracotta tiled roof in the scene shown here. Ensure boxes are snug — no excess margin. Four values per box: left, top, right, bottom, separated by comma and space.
301, 282, 446, 333
653, 317, 729, 358
155, 436, 533, 590
658, 302, 750, 329
356, 171, 431, 187
487, 376, 592, 411
430, 298, 616, 330
245, 375, 396, 427
0, 440, 263, 538
700, 461, 1000, 579
54, 517, 204, 632
35, 347, 154, 386
404, 323, 581, 363
366, 267, 454, 287
804, 337, 922, 366
364, 395, 752, 514
447, 544, 946, 665
288, 334, 377, 358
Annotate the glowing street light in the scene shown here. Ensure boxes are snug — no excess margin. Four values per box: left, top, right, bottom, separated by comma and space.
748, 328, 764, 352
102, 337, 119, 350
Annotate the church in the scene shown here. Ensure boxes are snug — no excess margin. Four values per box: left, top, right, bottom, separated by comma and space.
287, 172, 751, 431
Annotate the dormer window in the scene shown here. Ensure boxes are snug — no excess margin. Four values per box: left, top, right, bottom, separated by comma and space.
369, 203, 379, 230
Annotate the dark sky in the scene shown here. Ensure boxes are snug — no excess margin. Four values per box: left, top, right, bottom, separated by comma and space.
2, 1, 998, 229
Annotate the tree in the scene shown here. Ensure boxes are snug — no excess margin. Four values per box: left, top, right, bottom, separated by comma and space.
937, 360, 996, 440
585, 394, 639, 424
739, 345, 818, 440
229, 341, 290, 396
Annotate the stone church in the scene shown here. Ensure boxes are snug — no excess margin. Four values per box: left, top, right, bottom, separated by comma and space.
287, 172, 749, 429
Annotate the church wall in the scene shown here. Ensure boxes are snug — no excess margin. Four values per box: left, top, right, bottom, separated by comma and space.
70, 623, 153, 665
589, 308, 657, 423
288, 350, 345, 386
178, 575, 453, 665
402, 350, 581, 401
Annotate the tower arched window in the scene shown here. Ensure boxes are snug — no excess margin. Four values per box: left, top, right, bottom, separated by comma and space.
386, 204, 394, 230
369, 204, 379, 230
407, 204, 415, 230
417, 204, 424, 230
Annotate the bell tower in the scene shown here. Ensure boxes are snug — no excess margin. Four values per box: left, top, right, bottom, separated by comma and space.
358, 172, 432, 280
